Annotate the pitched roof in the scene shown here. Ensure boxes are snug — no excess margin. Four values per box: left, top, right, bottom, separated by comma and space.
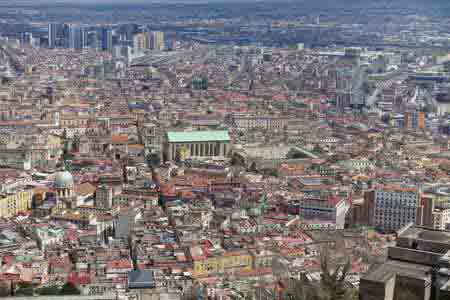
111, 134, 128, 143
75, 183, 96, 196
167, 130, 230, 143
106, 259, 132, 270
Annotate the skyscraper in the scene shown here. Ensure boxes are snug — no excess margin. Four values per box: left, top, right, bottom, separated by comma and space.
81, 28, 88, 49
101, 28, 113, 52
87, 31, 100, 50
20, 32, 33, 48
68, 25, 75, 49
133, 33, 148, 53
132, 31, 165, 52
48, 23, 58, 48
151, 31, 165, 51
62, 24, 70, 48
68, 25, 86, 50
335, 68, 354, 112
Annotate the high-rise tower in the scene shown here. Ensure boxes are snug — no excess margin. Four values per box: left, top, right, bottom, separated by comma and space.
48, 23, 58, 48
101, 28, 113, 52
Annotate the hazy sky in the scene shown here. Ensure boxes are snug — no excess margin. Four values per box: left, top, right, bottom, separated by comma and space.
0, 0, 266, 3
0, 0, 273, 3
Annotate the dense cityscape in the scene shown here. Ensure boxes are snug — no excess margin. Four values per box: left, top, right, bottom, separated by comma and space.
1, 1, 450, 299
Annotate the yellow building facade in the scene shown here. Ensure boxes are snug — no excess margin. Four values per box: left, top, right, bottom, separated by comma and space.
193, 251, 253, 277
0, 189, 33, 218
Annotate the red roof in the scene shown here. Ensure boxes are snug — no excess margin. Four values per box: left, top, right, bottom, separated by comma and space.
68, 271, 91, 285
106, 259, 132, 270
2, 256, 14, 265
111, 135, 128, 143
64, 229, 79, 241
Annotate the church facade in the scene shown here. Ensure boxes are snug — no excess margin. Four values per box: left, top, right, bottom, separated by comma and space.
164, 130, 231, 161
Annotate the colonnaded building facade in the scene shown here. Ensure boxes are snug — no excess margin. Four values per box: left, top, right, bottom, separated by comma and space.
164, 130, 231, 161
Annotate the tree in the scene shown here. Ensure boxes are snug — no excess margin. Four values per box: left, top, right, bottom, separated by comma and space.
62, 150, 74, 162
361, 81, 373, 94
16, 286, 33, 296
282, 249, 357, 300
439, 161, 450, 173
284, 276, 317, 300
230, 152, 246, 167
262, 168, 279, 178
146, 152, 161, 168
286, 148, 308, 159
312, 144, 323, 155
319, 249, 352, 300
59, 282, 80, 295
0, 281, 11, 297
37, 285, 60, 295
15, 282, 33, 296
248, 162, 258, 173
394, 285, 419, 300
243, 291, 254, 300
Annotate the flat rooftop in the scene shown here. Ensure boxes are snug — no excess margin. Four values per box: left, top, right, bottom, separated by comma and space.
167, 130, 230, 143
361, 259, 431, 283
399, 226, 450, 245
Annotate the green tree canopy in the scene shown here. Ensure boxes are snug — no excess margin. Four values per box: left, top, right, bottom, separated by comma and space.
230, 152, 246, 167
37, 285, 60, 296
59, 282, 80, 295
283, 249, 357, 300
147, 152, 161, 168
286, 148, 309, 159
15, 282, 34, 296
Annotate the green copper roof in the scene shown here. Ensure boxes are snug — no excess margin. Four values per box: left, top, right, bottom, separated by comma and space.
167, 130, 230, 143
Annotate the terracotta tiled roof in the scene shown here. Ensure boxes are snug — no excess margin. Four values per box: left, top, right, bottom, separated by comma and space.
111, 135, 128, 143
75, 182, 96, 196
106, 259, 132, 270
128, 144, 144, 150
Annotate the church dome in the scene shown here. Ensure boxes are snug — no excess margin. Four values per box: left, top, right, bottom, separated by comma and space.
54, 171, 74, 189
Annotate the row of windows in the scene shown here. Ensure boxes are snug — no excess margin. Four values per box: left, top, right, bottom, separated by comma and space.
375, 197, 417, 204
374, 213, 415, 218
374, 208, 417, 213
375, 202, 417, 208
376, 194, 417, 199
375, 216, 414, 222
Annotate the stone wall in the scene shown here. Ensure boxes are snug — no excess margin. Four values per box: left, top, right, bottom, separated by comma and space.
388, 246, 443, 267
359, 275, 395, 300
394, 275, 430, 300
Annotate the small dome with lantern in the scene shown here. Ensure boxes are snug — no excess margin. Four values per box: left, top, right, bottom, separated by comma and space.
54, 171, 74, 189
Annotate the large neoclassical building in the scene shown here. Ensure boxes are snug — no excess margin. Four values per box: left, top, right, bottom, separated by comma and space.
164, 130, 231, 161
52, 170, 78, 211
54, 171, 75, 199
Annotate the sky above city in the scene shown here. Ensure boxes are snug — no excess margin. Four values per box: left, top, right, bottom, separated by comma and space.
0, 0, 298, 4
0, 0, 444, 4
1, 0, 449, 14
